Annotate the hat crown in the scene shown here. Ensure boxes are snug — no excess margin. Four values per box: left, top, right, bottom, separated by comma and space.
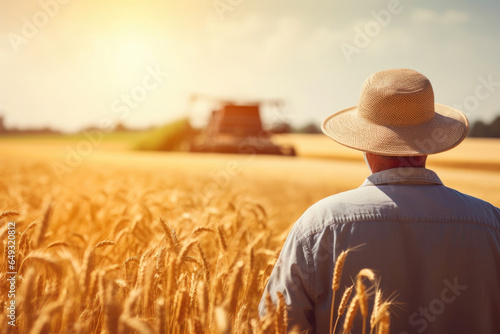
358, 69, 435, 126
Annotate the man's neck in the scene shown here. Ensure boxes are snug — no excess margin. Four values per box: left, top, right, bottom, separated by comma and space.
366, 153, 427, 174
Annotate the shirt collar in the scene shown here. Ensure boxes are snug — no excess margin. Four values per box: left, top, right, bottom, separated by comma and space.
361, 168, 443, 187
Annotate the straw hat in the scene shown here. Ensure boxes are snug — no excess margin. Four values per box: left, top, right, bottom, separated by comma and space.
322, 68, 469, 156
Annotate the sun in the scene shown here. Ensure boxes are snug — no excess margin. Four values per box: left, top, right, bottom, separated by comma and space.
114, 39, 156, 74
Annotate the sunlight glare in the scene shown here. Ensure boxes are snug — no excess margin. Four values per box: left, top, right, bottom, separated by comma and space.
114, 39, 156, 75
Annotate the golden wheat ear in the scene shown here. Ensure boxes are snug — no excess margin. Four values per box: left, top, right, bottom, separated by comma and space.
329, 249, 349, 333
333, 284, 354, 334
0, 211, 20, 221
330, 244, 367, 334
343, 294, 360, 334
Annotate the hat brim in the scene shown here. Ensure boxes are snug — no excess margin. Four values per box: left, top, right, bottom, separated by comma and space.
321, 103, 469, 156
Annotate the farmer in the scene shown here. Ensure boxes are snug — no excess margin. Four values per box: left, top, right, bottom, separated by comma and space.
259, 69, 500, 333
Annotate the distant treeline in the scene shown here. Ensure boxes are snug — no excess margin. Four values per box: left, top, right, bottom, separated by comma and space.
280, 116, 500, 137
270, 122, 323, 134
468, 115, 500, 138
0, 116, 61, 135
2, 114, 499, 137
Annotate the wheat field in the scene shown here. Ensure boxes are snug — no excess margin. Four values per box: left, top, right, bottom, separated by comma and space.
0, 158, 300, 334
1, 135, 499, 333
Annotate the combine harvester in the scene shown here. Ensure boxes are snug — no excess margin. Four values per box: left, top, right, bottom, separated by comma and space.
188, 95, 296, 156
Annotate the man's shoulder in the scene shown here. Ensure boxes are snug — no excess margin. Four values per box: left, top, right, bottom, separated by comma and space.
291, 187, 370, 240
303, 184, 389, 216
291, 183, 500, 241
441, 185, 500, 220
309, 187, 370, 211
444, 185, 499, 209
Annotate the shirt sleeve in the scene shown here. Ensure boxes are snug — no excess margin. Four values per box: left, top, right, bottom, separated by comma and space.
258, 223, 316, 332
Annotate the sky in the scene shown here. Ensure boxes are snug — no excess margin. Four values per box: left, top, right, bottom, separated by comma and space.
0, 0, 499, 132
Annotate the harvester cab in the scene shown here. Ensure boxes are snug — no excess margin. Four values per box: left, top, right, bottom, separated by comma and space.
188, 95, 295, 156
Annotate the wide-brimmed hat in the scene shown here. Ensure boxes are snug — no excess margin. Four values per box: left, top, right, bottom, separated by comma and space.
322, 68, 469, 156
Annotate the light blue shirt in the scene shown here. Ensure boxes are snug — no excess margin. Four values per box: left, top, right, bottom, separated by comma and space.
259, 168, 500, 333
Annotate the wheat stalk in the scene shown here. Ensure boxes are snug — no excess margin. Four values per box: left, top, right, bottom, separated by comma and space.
198, 244, 211, 285
333, 284, 354, 334
155, 246, 167, 273
159, 218, 180, 253
217, 225, 228, 252
376, 305, 390, 334
104, 280, 121, 334
155, 297, 166, 334
18, 268, 36, 330
29, 301, 63, 334
174, 287, 188, 331
18, 221, 38, 256
198, 279, 209, 327
234, 303, 248, 333
225, 261, 245, 323
45, 241, 71, 249
121, 317, 154, 334
19, 251, 63, 277
91, 240, 115, 252
370, 289, 382, 332
343, 294, 359, 334
0, 211, 19, 220
275, 292, 287, 334
356, 268, 375, 334
190, 226, 216, 238
33, 204, 52, 248
330, 250, 348, 334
